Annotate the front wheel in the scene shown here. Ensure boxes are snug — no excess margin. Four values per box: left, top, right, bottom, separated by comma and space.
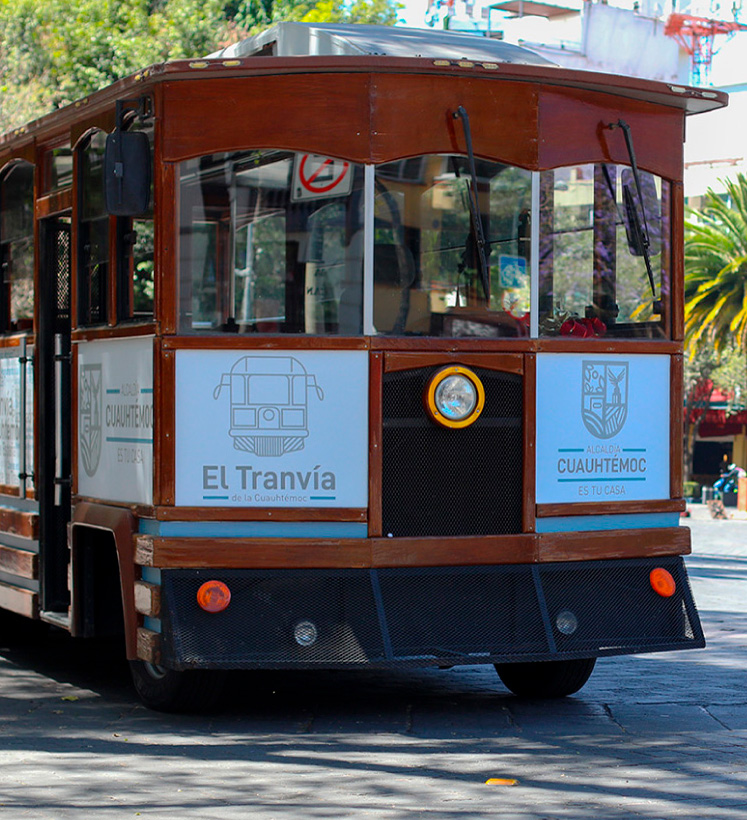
129, 660, 226, 713
495, 658, 596, 698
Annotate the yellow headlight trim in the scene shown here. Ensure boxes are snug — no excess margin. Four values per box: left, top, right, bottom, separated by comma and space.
424, 366, 485, 429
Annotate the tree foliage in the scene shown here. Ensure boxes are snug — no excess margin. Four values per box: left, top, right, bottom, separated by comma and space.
0, 0, 402, 132
684, 173, 747, 357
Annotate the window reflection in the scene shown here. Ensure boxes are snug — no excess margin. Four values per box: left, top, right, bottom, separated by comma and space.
0, 161, 35, 331
178, 150, 364, 334
538, 164, 668, 339
374, 156, 532, 337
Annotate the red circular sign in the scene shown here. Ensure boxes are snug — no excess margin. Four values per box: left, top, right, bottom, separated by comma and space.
298, 155, 350, 194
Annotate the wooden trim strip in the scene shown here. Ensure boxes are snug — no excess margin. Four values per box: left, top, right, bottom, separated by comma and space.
162, 336, 369, 350
536, 498, 686, 517
371, 535, 536, 567
36, 188, 73, 218
0, 508, 39, 539
368, 352, 384, 537
0, 336, 23, 350
134, 580, 161, 617
670, 354, 684, 499
135, 527, 688, 569
537, 526, 690, 562
671, 180, 685, 342
158, 344, 176, 507
0, 485, 21, 498
523, 353, 537, 533
384, 351, 523, 375
135, 533, 537, 568
136, 627, 161, 665
135, 534, 373, 568
71, 323, 157, 342
0, 583, 38, 618
154, 506, 367, 522
534, 339, 681, 354
372, 337, 535, 352
0, 544, 38, 579
157, 336, 682, 355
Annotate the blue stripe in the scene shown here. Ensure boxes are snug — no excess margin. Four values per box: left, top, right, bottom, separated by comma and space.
535, 513, 681, 533
557, 477, 646, 482
143, 616, 162, 634
139, 520, 369, 538
106, 436, 154, 444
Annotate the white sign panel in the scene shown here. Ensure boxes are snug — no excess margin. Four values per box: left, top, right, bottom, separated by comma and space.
0, 353, 22, 488
77, 337, 154, 505
536, 353, 670, 503
175, 350, 368, 508
291, 153, 353, 202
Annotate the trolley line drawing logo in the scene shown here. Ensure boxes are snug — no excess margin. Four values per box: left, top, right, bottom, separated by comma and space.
581, 361, 629, 439
79, 364, 103, 476
213, 356, 324, 457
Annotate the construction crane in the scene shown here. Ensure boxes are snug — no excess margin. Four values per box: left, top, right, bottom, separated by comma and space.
665, 12, 747, 85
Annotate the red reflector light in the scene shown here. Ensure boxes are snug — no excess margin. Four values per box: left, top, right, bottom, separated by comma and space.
650, 568, 676, 598
196, 580, 232, 613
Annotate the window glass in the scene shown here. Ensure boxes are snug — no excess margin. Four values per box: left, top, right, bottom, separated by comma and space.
46, 146, 73, 192
178, 150, 364, 334
374, 156, 532, 337
117, 121, 154, 322
0, 162, 35, 331
538, 164, 668, 339
78, 132, 109, 325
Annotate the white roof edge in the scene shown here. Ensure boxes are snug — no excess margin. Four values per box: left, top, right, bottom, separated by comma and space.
208, 22, 555, 65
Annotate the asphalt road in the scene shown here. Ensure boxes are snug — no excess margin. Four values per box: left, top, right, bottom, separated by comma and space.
0, 509, 745, 819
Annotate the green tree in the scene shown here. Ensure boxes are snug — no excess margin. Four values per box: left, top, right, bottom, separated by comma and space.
0, 0, 228, 130
684, 173, 747, 356
0, 0, 403, 133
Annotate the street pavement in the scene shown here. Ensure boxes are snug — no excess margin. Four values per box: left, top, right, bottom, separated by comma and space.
0, 509, 745, 819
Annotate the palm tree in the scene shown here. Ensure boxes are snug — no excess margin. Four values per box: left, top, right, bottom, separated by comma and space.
684, 173, 747, 355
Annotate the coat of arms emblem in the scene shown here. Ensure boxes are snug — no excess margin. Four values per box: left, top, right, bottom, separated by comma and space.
581, 361, 629, 439
79, 364, 102, 476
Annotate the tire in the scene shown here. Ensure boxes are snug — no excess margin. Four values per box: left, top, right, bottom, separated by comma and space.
129, 660, 226, 713
495, 657, 596, 698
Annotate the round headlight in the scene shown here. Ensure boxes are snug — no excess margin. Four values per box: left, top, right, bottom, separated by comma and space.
425, 366, 485, 428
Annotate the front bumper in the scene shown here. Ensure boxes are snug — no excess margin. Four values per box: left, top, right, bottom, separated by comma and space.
156, 555, 703, 670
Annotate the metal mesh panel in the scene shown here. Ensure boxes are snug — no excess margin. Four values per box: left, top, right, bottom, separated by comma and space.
376, 565, 549, 660
161, 569, 386, 668
55, 225, 71, 325
537, 556, 702, 654
159, 558, 704, 670
381, 366, 523, 537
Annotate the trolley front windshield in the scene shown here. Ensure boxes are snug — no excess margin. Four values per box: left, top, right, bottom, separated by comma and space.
178, 150, 669, 340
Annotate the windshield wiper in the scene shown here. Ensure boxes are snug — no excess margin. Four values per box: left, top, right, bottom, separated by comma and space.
609, 119, 659, 306
453, 106, 490, 302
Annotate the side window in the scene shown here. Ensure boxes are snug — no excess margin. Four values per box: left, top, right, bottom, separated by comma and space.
117, 121, 154, 322
0, 161, 35, 333
78, 132, 109, 325
178, 150, 364, 334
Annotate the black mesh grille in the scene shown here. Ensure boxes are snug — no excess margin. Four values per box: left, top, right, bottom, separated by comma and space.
55, 224, 71, 326
381, 366, 523, 537
159, 557, 704, 670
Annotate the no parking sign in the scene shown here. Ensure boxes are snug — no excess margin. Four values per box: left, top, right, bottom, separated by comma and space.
292, 153, 353, 201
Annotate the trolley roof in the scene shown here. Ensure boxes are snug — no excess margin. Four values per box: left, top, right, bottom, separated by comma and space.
209, 22, 555, 65
0, 23, 729, 151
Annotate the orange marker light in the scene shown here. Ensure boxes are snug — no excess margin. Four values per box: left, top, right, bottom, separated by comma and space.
650, 568, 676, 598
197, 580, 232, 613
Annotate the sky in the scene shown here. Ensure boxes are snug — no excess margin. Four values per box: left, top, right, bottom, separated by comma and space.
394, 0, 747, 88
